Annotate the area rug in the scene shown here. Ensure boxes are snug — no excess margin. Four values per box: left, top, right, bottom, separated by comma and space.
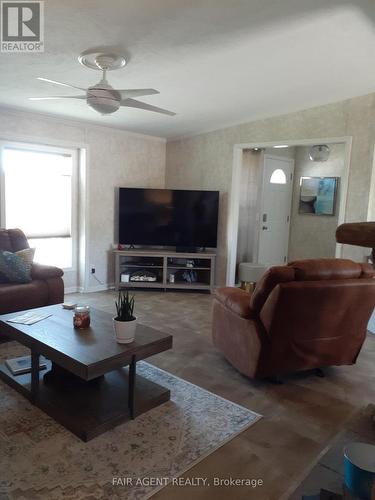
0, 342, 261, 500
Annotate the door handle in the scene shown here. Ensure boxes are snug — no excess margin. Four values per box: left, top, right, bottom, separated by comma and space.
262, 226, 268, 230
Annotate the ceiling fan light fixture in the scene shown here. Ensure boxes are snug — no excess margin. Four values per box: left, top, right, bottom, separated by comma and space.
87, 95, 120, 115
86, 83, 121, 114
31, 50, 175, 117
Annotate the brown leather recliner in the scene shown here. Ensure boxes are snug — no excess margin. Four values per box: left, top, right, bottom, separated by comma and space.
0, 228, 64, 316
212, 259, 375, 379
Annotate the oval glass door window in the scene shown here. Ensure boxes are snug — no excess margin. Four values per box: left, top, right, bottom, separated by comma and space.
270, 168, 287, 184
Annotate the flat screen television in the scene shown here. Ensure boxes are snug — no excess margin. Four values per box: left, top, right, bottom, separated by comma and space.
118, 188, 219, 249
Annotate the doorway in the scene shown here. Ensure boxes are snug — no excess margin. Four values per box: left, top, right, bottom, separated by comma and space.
227, 137, 352, 286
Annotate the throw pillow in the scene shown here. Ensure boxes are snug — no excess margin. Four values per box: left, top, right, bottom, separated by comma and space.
0, 250, 33, 283
0, 270, 9, 283
16, 248, 35, 275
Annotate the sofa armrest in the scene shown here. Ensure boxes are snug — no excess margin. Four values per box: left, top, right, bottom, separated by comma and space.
31, 263, 64, 280
214, 287, 255, 319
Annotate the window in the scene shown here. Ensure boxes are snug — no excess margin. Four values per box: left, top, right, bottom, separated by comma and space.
1, 143, 77, 269
270, 168, 287, 184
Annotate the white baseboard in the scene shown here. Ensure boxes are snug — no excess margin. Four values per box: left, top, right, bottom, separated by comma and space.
64, 283, 115, 294
86, 283, 114, 293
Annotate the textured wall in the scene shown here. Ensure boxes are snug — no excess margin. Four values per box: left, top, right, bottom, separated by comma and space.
288, 144, 345, 261
0, 108, 166, 291
166, 94, 375, 285
86, 126, 166, 290
264, 147, 296, 159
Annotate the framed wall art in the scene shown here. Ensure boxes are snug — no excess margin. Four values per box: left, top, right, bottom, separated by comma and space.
299, 177, 339, 215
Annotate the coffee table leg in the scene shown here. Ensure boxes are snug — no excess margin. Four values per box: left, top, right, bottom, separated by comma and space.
31, 349, 40, 403
128, 355, 136, 419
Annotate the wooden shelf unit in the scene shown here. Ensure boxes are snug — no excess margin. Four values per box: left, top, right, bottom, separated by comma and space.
114, 249, 216, 293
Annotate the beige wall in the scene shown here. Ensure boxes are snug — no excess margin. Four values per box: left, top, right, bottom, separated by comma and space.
288, 144, 345, 261
264, 147, 296, 159
84, 127, 166, 291
1, 93, 374, 290
0, 107, 166, 291
166, 93, 375, 285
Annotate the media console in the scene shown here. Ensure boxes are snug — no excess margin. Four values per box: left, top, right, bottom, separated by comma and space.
114, 249, 216, 293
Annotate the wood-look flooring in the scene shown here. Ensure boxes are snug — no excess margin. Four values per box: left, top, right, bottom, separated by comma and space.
68, 290, 375, 500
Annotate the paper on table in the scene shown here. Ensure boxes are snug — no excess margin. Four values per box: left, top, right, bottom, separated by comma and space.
7, 312, 52, 325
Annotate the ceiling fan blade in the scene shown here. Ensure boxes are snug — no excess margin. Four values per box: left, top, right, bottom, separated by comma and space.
29, 95, 86, 100
119, 89, 159, 99
120, 98, 176, 116
37, 77, 85, 91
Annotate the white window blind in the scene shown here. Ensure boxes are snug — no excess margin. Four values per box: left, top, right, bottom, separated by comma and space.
4, 147, 72, 239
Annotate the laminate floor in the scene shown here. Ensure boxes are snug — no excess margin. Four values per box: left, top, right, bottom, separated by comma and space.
68, 290, 375, 500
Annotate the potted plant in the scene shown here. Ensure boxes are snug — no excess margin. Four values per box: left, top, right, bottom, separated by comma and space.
113, 290, 137, 343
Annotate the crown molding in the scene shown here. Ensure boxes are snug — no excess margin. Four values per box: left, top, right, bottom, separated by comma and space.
0, 104, 166, 143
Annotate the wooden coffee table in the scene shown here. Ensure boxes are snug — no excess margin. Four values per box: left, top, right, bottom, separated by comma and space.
0, 304, 173, 441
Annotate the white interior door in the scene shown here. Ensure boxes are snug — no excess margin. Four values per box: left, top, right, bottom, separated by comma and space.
256, 155, 294, 265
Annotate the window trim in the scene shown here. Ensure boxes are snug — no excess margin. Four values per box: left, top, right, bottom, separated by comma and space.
0, 140, 79, 272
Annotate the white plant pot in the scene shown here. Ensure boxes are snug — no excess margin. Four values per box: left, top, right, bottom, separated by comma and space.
113, 317, 137, 344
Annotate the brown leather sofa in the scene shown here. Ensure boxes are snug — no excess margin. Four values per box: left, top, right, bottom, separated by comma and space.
0, 228, 64, 316
212, 259, 375, 379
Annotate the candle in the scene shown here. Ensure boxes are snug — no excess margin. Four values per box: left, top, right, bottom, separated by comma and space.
73, 305, 90, 329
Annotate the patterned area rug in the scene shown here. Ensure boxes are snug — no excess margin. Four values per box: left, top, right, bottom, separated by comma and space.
0, 342, 261, 499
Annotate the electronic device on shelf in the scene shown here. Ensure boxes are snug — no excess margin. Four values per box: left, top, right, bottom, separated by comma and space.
118, 188, 219, 252
130, 270, 158, 282
123, 261, 160, 267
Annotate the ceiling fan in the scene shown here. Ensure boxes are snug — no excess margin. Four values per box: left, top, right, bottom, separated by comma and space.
29, 52, 176, 117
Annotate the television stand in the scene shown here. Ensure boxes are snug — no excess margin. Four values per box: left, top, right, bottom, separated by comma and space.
114, 249, 216, 293
176, 246, 197, 253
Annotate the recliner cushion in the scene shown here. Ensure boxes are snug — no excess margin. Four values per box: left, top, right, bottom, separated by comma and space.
250, 266, 295, 312
0, 231, 13, 252
289, 259, 362, 281
214, 287, 254, 318
0, 280, 49, 314
360, 263, 375, 278
31, 263, 64, 280
0, 228, 29, 252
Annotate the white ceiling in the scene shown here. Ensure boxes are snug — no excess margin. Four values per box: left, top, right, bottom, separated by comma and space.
1, 0, 375, 139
